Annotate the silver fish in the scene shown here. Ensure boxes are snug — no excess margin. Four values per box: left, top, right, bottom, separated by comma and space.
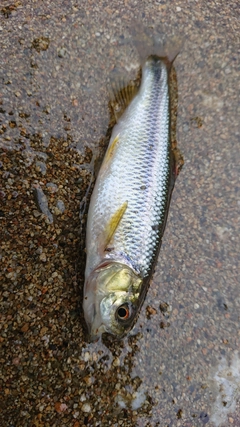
83, 27, 183, 340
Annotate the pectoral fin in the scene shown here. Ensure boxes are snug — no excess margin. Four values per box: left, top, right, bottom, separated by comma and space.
100, 201, 128, 252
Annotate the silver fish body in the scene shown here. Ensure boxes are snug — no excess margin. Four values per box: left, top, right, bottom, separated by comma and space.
83, 55, 176, 339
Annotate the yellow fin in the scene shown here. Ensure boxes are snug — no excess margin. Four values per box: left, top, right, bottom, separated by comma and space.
104, 134, 120, 164
102, 201, 128, 250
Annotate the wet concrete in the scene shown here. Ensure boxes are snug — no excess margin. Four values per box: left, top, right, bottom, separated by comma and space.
0, 1, 239, 426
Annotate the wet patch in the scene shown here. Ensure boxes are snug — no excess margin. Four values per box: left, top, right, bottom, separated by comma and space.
209, 352, 240, 426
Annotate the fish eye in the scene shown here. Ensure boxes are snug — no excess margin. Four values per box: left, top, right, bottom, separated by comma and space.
116, 304, 130, 321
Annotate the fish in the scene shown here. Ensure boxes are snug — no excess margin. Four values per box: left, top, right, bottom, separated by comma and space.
83, 23, 183, 340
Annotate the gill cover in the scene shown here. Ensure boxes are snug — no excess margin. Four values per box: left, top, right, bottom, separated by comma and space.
83, 262, 142, 340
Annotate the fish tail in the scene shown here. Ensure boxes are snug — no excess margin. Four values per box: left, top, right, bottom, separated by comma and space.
128, 20, 184, 68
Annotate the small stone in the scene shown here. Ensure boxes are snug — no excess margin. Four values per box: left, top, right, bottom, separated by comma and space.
229, 417, 234, 424
176, 6, 181, 11
194, 303, 200, 309
73, 411, 79, 419
113, 357, 120, 367
80, 394, 86, 402
21, 323, 29, 333
58, 47, 67, 58
33, 187, 53, 223
46, 182, 58, 193
39, 253, 47, 262
53, 207, 62, 216
36, 161, 47, 175
15, 91, 21, 97
159, 302, 170, 316
54, 402, 68, 413
84, 352, 90, 362
176, 408, 183, 419
56, 200, 65, 213
83, 375, 94, 385
32, 37, 50, 52
40, 327, 48, 336
52, 271, 58, 278
81, 403, 91, 413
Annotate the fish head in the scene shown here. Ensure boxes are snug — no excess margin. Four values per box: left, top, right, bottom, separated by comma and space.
83, 262, 142, 340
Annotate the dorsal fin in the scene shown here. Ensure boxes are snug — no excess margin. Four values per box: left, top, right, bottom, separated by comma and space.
109, 74, 139, 121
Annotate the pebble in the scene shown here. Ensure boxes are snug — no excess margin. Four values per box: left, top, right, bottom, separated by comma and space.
113, 357, 120, 367
39, 253, 47, 262
52, 272, 58, 278
55, 402, 68, 413
46, 182, 58, 193
56, 200, 65, 213
81, 403, 91, 413
84, 352, 90, 362
58, 47, 67, 58
33, 187, 53, 223
36, 161, 47, 175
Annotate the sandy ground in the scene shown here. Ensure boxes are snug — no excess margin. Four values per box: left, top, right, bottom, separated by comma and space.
0, 1, 239, 426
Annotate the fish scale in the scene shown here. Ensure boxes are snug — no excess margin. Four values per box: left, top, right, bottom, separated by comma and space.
86, 58, 171, 278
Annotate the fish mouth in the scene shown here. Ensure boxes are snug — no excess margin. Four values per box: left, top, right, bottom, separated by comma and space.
89, 320, 107, 342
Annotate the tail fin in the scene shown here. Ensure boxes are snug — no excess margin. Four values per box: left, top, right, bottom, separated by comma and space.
128, 20, 184, 67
